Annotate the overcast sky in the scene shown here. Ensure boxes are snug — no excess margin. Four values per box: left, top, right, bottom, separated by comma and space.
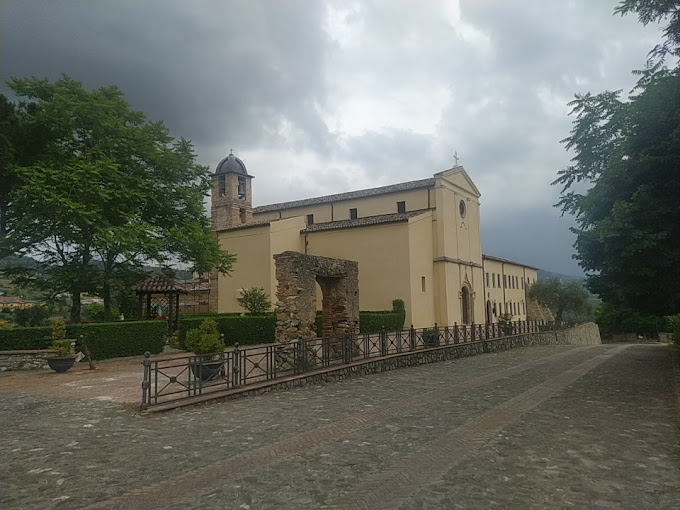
0, 1, 663, 276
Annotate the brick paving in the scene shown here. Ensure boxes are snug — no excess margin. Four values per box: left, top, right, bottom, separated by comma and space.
2, 343, 679, 509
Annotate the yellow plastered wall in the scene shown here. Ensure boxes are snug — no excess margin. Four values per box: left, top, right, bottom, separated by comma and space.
482, 258, 539, 322
216, 217, 304, 313
305, 222, 412, 322
407, 212, 435, 328
253, 188, 431, 224
216, 225, 272, 313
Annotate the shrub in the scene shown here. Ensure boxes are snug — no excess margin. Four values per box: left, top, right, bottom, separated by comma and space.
237, 287, 271, 314
51, 339, 72, 357
82, 303, 107, 322
178, 314, 276, 348
184, 319, 223, 357
392, 299, 405, 314
13, 306, 51, 327
51, 319, 67, 343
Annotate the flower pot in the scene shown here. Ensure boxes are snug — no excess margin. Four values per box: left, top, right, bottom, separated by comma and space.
190, 360, 223, 382
47, 357, 77, 373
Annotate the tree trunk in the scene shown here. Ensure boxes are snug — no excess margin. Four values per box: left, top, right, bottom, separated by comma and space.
103, 281, 112, 322
102, 251, 116, 322
70, 289, 81, 323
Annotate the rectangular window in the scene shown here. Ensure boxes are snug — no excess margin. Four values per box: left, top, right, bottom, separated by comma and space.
522, 278, 525, 289
503, 275, 506, 288
350, 208, 358, 220
522, 301, 525, 314
485, 272, 489, 287
397, 201, 406, 213
421, 276, 426, 292
306, 214, 314, 225
492, 273, 496, 288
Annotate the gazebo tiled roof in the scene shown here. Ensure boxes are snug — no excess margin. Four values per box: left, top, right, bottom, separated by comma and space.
131, 274, 187, 294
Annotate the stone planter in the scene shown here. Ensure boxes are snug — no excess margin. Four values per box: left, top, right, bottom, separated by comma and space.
47, 357, 77, 373
189, 360, 223, 382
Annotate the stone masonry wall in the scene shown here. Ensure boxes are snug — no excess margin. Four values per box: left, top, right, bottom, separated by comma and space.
274, 251, 359, 345
0, 350, 57, 371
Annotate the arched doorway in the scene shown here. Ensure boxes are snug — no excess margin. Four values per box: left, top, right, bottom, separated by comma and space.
461, 286, 472, 324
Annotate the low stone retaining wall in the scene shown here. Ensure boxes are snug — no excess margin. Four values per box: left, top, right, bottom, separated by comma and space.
0, 349, 57, 372
146, 322, 601, 413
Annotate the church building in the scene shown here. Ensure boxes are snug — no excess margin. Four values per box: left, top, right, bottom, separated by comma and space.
209, 152, 540, 328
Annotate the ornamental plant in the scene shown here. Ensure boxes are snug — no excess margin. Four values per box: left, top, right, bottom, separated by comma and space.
184, 319, 223, 358
237, 287, 271, 314
50, 319, 72, 357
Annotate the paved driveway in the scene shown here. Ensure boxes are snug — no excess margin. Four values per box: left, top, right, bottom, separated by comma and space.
1, 343, 679, 509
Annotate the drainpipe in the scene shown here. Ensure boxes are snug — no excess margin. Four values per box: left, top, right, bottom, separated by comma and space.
501, 262, 506, 315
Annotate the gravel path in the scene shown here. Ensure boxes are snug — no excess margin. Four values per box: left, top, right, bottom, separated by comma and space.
1, 344, 679, 509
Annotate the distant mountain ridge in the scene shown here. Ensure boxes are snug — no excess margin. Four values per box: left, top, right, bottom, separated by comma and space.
537, 269, 585, 283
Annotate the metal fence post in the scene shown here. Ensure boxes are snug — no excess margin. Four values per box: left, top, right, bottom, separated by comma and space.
232, 342, 240, 386
409, 324, 416, 351
454, 322, 459, 344
434, 323, 440, 347
343, 331, 351, 364
380, 326, 387, 356
140, 351, 151, 411
471, 322, 475, 342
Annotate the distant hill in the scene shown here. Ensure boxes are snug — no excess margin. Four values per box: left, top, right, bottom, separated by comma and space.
0, 254, 193, 280
537, 269, 585, 283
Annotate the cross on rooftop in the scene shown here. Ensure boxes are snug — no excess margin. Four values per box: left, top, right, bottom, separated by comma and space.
453, 150, 459, 166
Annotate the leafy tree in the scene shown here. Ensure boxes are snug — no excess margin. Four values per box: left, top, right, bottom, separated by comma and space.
554, 1, 680, 315
237, 287, 271, 314
1, 76, 235, 322
528, 279, 591, 323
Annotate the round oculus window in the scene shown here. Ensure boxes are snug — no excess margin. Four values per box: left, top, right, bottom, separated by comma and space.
459, 199, 466, 218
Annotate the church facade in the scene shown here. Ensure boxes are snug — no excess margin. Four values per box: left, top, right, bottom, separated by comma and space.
209, 152, 539, 328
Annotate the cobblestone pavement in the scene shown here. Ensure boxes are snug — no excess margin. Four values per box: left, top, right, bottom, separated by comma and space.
2, 344, 679, 509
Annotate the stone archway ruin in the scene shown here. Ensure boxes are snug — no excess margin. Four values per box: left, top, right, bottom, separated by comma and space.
274, 251, 359, 346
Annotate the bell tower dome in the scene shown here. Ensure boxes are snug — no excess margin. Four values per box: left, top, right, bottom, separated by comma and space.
211, 150, 254, 230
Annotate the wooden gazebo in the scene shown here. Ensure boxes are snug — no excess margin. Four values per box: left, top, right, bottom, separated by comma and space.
132, 274, 187, 335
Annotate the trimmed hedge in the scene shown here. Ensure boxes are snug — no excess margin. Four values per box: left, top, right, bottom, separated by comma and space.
178, 314, 276, 348
0, 321, 166, 359
358, 311, 406, 334
178, 311, 406, 348
314, 311, 405, 336
70, 321, 166, 360
0, 326, 53, 350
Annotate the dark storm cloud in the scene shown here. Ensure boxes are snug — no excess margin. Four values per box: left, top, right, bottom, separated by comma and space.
1, 0, 332, 157
0, 0, 663, 275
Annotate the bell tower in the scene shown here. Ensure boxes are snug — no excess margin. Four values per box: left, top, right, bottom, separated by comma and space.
211, 150, 254, 230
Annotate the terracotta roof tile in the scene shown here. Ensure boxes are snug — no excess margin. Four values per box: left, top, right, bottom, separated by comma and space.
131, 274, 187, 293
302, 209, 430, 233
253, 178, 435, 213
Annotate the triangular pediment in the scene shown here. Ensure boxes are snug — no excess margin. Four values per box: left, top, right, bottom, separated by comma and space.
434, 166, 481, 198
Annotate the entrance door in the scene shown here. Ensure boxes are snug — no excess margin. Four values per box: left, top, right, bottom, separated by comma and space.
461, 286, 471, 324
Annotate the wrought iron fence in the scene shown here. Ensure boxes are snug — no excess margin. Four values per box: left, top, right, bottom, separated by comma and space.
140, 319, 558, 410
